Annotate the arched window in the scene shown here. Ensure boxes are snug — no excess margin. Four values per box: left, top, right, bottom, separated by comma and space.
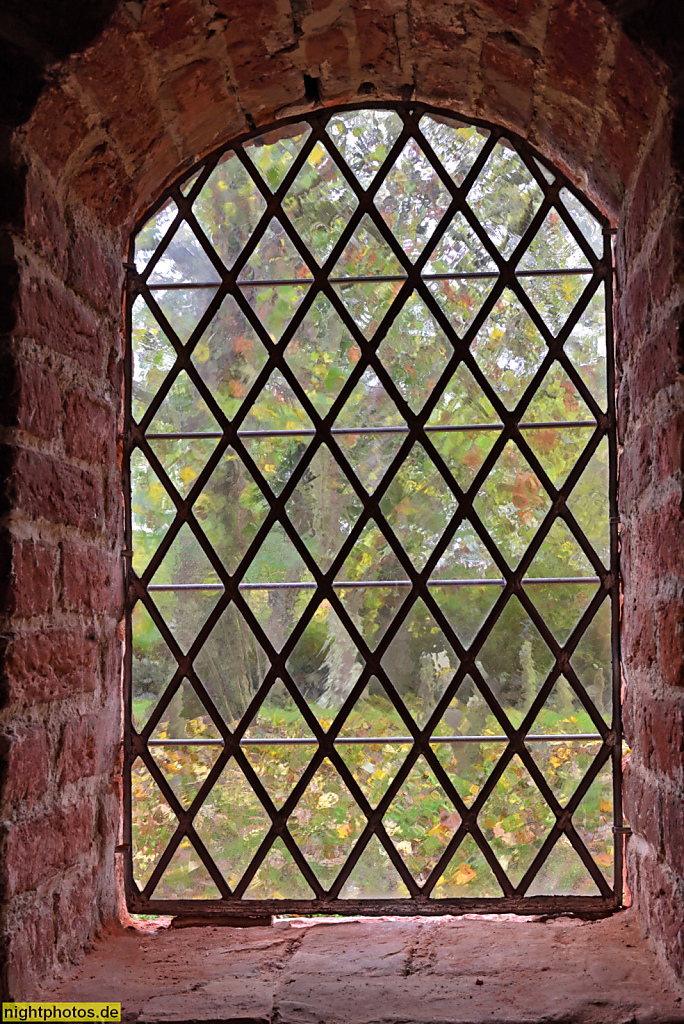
124, 104, 619, 916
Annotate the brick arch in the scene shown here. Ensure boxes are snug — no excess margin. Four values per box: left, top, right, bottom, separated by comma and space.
2, 0, 682, 1000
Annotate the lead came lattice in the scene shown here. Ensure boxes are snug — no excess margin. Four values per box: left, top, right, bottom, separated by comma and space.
124, 103, 621, 915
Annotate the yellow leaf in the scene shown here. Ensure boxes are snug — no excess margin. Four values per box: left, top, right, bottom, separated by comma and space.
600, 799, 612, 813
452, 862, 477, 885
595, 852, 612, 866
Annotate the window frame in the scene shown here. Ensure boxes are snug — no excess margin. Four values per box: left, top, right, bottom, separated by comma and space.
122, 101, 622, 918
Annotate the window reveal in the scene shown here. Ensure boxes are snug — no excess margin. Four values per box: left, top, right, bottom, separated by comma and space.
123, 104, 621, 915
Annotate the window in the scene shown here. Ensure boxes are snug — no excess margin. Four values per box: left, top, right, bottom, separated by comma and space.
124, 104, 620, 915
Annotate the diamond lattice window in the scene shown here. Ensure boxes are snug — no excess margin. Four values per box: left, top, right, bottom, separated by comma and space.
124, 104, 621, 915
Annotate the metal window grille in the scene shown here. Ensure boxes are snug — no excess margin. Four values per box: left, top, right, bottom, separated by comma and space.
123, 103, 622, 917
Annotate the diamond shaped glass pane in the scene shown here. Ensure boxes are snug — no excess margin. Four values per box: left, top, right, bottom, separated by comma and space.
433, 521, 501, 581
286, 600, 363, 721
336, 740, 411, 810
240, 283, 310, 341
190, 294, 269, 421
131, 760, 175, 890
419, 114, 487, 187
152, 591, 222, 659
327, 109, 403, 189
194, 601, 268, 729
528, 677, 598, 737
193, 151, 268, 270
431, 833, 502, 897
242, 683, 317, 808
427, 276, 494, 338
289, 757, 367, 889
572, 761, 613, 884
564, 283, 607, 411
282, 142, 358, 264
382, 598, 459, 728
472, 288, 548, 410
427, 363, 501, 490
339, 833, 408, 899
152, 287, 219, 345
332, 214, 406, 279
338, 678, 410, 738
335, 523, 409, 652
518, 209, 591, 272
147, 370, 220, 435
477, 595, 555, 727
519, 363, 596, 488
519, 273, 588, 338
566, 437, 609, 565
332, 279, 404, 339
132, 602, 178, 730
380, 443, 457, 570
468, 141, 544, 259
240, 369, 313, 496
150, 743, 221, 810
560, 188, 603, 258
152, 838, 222, 900
375, 139, 451, 262
385, 755, 461, 882
130, 450, 175, 577
378, 292, 452, 412
193, 757, 273, 891
570, 598, 612, 724
524, 580, 599, 647
238, 217, 313, 282
194, 446, 269, 576
480, 754, 554, 887
245, 122, 311, 192
150, 682, 221, 741
241, 523, 314, 652
285, 294, 360, 417
529, 739, 603, 805
147, 436, 218, 500
526, 832, 600, 896
286, 444, 363, 572
525, 517, 595, 579
135, 199, 177, 274
242, 837, 315, 899
334, 369, 407, 492
424, 211, 498, 275
430, 583, 500, 649
131, 295, 178, 423
148, 220, 221, 285
473, 440, 552, 568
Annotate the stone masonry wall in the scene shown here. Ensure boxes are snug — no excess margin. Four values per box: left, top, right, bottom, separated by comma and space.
0, 0, 680, 999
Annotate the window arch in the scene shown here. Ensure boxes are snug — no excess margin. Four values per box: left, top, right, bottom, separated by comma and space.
124, 103, 620, 916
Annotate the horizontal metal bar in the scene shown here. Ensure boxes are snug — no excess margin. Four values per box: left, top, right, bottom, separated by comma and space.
142, 421, 596, 441
146, 733, 603, 747
144, 268, 594, 290
146, 576, 600, 592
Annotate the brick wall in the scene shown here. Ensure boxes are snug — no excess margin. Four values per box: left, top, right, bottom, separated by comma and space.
0, 0, 680, 999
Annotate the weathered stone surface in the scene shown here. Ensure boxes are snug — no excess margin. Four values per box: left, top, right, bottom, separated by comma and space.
39, 914, 684, 1022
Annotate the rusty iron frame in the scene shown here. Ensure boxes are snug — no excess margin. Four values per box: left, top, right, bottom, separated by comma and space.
123, 102, 622, 918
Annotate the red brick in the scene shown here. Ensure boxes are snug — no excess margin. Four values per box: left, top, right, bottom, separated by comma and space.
15, 269, 105, 375
61, 541, 121, 616
4, 801, 94, 895
408, 2, 468, 54
75, 30, 163, 161
139, 0, 203, 51
27, 88, 90, 180
58, 714, 115, 785
618, 419, 652, 507
622, 767, 662, 852
7, 448, 103, 532
12, 359, 62, 442
4, 626, 98, 706
7, 538, 57, 618
663, 786, 684, 877
355, 4, 399, 80
68, 231, 123, 315
481, 37, 536, 131
621, 599, 656, 673
593, 117, 640, 202
649, 214, 679, 307
69, 143, 134, 227
545, 0, 608, 105
162, 60, 241, 156
4, 906, 56, 999
415, 57, 470, 105
625, 122, 674, 264
305, 28, 352, 87
630, 320, 684, 411
477, 0, 537, 30
655, 412, 684, 483
658, 600, 684, 689
64, 391, 117, 465
2, 727, 50, 807
24, 173, 69, 277
608, 33, 662, 141
618, 266, 650, 354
